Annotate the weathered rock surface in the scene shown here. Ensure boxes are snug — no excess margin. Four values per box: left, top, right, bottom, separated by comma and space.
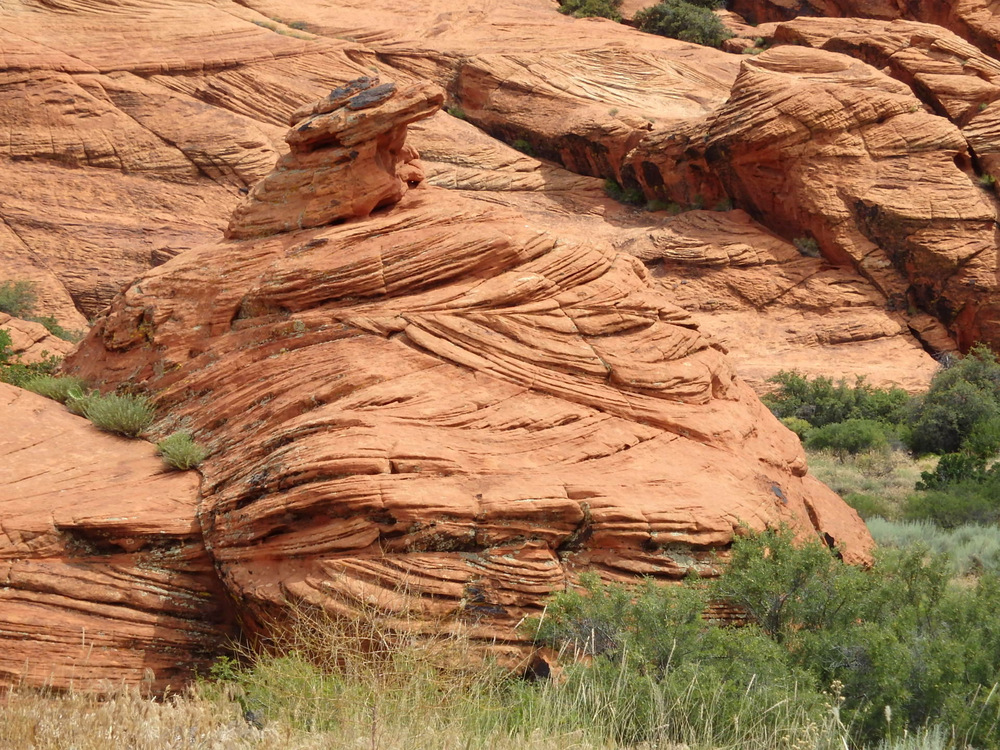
411, 111, 938, 390
0, 384, 234, 692
62, 93, 873, 661
728, 0, 1000, 63
706, 46, 998, 351
0, 315, 75, 364
227, 78, 443, 239
620, 210, 940, 390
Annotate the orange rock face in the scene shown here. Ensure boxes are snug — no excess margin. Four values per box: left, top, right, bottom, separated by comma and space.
59, 87, 873, 664
14, 0, 990, 690
0, 384, 234, 693
227, 78, 444, 239
705, 46, 999, 351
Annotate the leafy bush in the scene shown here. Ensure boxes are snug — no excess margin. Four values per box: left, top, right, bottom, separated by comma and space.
558, 0, 622, 20
805, 418, 888, 458
534, 527, 1000, 747
843, 491, 893, 520
905, 475, 1000, 528
793, 236, 821, 257
634, 0, 732, 48
0, 279, 81, 341
907, 344, 1000, 455
0, 280, 37, 318
868, 518, 1000, 577
603, 179, 645, 206
0, 329, 61, 387
780, 415, 812, 439
21, 375, 88, 404
157, 431, 210, 470
511, 138, 535, 156
764, 371, 909, 429
77, 392, 155, 437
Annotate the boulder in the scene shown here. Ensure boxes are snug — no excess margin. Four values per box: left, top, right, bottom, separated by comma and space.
0, 384, 234, 693
226, 79, 444, 239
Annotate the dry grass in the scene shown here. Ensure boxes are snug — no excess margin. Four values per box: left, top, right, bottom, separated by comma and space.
806, 448, 936, 520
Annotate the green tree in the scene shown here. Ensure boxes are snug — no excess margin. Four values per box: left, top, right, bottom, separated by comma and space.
634, 0, 732, 48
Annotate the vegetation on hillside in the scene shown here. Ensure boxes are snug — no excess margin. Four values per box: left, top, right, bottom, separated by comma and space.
559, 0, 732, 48
0, 329, 60, 387
0, 279, 81, 341
766, 345, 1000, 528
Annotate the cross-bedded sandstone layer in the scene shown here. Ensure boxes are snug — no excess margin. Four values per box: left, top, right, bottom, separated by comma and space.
56, 83, 872, 676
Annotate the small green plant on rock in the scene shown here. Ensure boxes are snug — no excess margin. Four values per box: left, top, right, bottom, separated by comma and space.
157, 431, 210, 470
980, 173, 996, 191
511, 138, 535, 156
558, 0, 623, 21
603, 179, 645, 206
793, 236, 821, 257
22, 374, 87, 404
73, 391, 155, 438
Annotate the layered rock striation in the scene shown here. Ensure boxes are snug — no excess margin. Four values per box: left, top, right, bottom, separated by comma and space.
227, 77, 444, 239
61, 84, 873, 670
0, 384, 234, 693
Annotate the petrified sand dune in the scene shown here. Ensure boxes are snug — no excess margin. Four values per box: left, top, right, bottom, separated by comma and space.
706, 46, 999, 350
22, 0, 1000, 692
57, 85, 872, 675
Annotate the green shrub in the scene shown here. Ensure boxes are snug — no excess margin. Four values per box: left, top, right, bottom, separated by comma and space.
603, 179, 645, 206
763, 371, 909, 429
22, 375, 88, 404
0, 280, 37, 318
844, 491, 892, 520
0, 329, 61, 387
793, 236, 821, 257
779, 415, 812, 439
79, 392, 155, 437
868, 518, 1000, 577
157, 431, 210, 470
905, 476, 1000, 528
558, 0, 622, 20
0, 279, 81, 341
634, 0, 732, 48
511, 138, 535, 156
805, 418, 888, 458
907, 344, 1000, 455
534, 526, 1000, 746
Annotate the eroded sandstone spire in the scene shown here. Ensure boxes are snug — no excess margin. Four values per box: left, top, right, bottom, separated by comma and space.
226, 77, 444, 239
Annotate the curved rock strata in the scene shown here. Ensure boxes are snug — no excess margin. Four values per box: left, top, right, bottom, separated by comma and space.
227, 78, 444, 239
63, 87, 873, 660
0, 384, 234, 693
705, 46, 999, 351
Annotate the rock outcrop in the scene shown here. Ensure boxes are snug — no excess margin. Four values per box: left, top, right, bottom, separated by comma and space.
60, 86, 873, 670
0, 314, 75, 363
227, 78, 444, 239
705, 46, 998, 351
0, 384, 234, 693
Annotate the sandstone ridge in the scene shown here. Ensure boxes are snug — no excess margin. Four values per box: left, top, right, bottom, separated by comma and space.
57, 80, 873, 681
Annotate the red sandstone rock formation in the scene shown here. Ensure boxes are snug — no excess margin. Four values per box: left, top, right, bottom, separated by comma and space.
705, 46, 998, 351
0, 384, 234, 693
227, 78, 443, 239
57, 85, 872, 672
0, 314, 74, 363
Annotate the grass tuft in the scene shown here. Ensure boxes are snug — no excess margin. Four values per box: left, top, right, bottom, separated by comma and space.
157, 431, 210, 470
73, 392, 155, 437
22, 375, 88, 404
